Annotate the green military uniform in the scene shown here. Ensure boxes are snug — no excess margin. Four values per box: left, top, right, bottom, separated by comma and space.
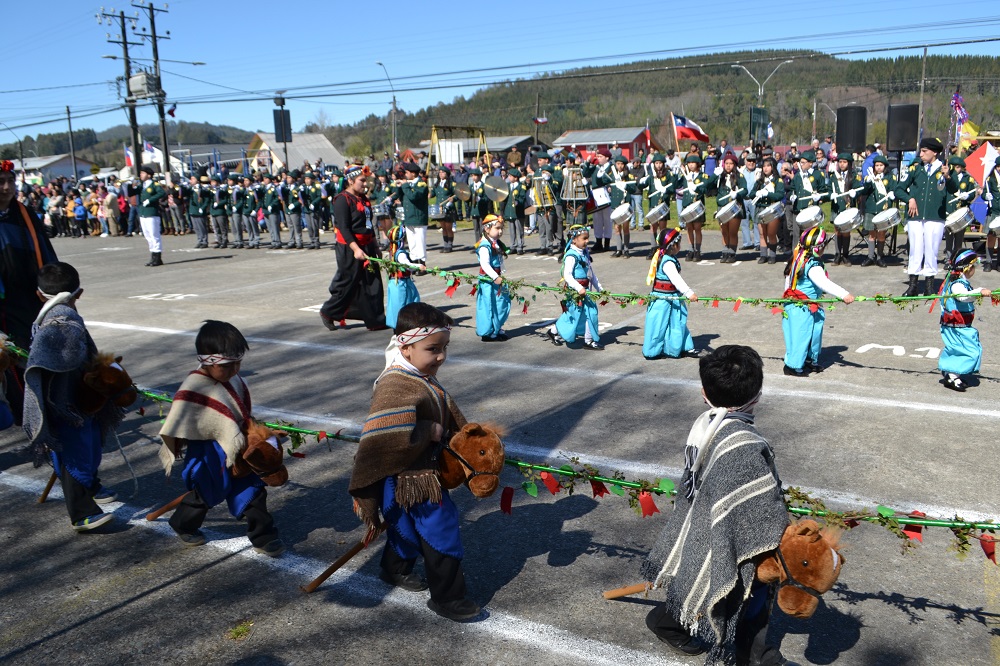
789, 150, 828, 248
829, 154, 864, 265
208, 178, 229, 248
241, 177, 261, 248
303, 172, 326, 249
181, 176, 210, 248
581, 157, 614, 252
502, 168, 527, 254
535, 164, 564, 254
281, 170, 305, 248
639, 154, 677, 259
433, 168, 457, 252
136, 179, 166, 217
943, 156, 978, 265
399, 164, 429, 262
860, 155, 897, 267
262, 176, 284, 248
674, 154, 709, 260
984, 156, 1000, 271
708, 165, 749, 262
227, 174, 247, 249
604, 156, 637, 256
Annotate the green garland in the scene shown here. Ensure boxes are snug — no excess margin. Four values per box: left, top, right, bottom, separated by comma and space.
368, 256, 1000, 314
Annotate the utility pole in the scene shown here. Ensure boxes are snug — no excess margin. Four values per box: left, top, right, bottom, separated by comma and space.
812, 98, 817, 141
66, 107, 78, 182
101, 9, 143, 175
133, 1, 173, 183
916, 46, 928, 143
534, 93, 540, 144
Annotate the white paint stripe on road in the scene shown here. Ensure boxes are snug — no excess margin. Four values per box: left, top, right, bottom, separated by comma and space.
89, 320, 1000, 422
0, 472, 677, 666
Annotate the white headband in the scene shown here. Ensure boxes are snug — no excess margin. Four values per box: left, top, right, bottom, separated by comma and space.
198, 353, 244, 367
383, 326, 451, 370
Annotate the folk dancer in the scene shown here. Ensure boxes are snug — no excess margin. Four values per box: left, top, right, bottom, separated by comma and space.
675, 154, 708, 261
581, 148, 614, 252
319, 164, 387, 331
859, 155, 896, 267
781, 228, 854, 377
788, 150, 828, 252
829, 152, 863, 266
710, 153, 747, 264
937, 249, 992, 392
642, 228, 699, 360
943, 156, 978, 267
475, 215, 511, 342
638, 153, 677, 260
545, 225, 603, 350
208, 174, 230, 250
749, 157, 786, 264
894, 137, 955, 296
385, 225, 421, 330
502, 168, 528, 255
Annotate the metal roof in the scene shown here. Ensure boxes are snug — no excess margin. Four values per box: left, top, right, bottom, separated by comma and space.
551, 127, 649, 147
14, 154, 97, 170
418, 135, 535, 153
249, 133, 347, 170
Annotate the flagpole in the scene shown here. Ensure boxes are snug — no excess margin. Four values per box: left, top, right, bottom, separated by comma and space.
670, 113, 679, 153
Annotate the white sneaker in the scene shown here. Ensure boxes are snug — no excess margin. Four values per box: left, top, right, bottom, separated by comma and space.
100, 233, 109, 237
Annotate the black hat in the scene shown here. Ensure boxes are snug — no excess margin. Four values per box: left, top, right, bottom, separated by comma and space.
919, 137, 944, 153
289, 169, 301, 178
437, 165, 451, 174
140, 165, 155, 176
227, 173, 239, 182
403, 162, 421, 174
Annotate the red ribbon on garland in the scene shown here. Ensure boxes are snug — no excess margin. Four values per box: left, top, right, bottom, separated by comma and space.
638, 491, 659, 517
500, 486, 514, 514
711, 299, 719, 308
445, 278, 460, 298
902, 510, 926, 542
540, 471, 561, 495
733, 298, 743, 313
982, 534, 997, 564
590, 480, 609, 498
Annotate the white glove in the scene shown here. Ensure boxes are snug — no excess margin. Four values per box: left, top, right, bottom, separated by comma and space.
887, 192, 896, 201
310, 204, 315, 210
985, 193, 994, 202
713, 166, 723, 176
811, 192, 821, 202
958, 191, 972, 201
267, 205, 273, 212
142, 199, 150, 206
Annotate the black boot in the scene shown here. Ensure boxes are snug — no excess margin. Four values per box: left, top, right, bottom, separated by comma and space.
902, 274, 919, 297
925, 277, 935, 296
149, 252, 163, 267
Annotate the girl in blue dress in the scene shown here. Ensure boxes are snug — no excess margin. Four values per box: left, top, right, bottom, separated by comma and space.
475, 215, 511, 341
642, 228, 700, 359
546, 225, 603, 350
938, 249, 992, 391
385, 225, 422, 329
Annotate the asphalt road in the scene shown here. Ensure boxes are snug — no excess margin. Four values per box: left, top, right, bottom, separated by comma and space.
1, 227, 998, 666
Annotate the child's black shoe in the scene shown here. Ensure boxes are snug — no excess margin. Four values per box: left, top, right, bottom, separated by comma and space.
427, 597, 480, 621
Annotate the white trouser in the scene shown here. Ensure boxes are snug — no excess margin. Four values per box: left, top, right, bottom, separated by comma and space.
405, 225, 426, 261
906, 219, 944, 276
140, 215, 162, 253
592, 207, 612, 238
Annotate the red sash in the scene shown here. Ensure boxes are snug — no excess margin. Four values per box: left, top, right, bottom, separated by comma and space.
783, 288, 820, 313
941, 309, 974, 327
335, 229, 374, 246
652, 280, 677, 293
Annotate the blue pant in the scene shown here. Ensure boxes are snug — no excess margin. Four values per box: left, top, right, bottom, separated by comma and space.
556, 296, 600, 343
475, 279, 511, 337
386, 277, 420, 329
181, 440, 263, 519
381, 476, 463, 560
643, 296, 692, 358
782, 304, 825, 371
939, 325, 982, 376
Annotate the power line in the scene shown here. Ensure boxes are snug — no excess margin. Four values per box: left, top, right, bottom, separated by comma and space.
0, 82, 114, 95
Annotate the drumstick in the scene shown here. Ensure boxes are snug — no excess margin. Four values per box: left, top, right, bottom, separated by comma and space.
602, 582, 653, 600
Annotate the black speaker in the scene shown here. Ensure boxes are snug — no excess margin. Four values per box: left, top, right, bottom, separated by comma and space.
836, 107, 867, 153
886, 104, 919, 153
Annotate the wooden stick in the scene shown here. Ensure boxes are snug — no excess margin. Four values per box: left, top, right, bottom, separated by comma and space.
602, 582, 652, 600
300, 526, 385, 594
37, 471, 58, 503
145, 492, 187, 521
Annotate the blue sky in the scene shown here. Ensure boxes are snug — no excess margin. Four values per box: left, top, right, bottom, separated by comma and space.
2, 0, 998, 141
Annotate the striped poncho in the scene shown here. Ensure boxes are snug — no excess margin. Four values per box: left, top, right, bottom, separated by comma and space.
641, 411, 788, 665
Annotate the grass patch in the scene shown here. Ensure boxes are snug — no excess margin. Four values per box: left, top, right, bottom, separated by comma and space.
227, 620, 254, 641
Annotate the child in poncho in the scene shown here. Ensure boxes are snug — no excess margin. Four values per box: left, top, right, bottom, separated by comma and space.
158, 320, 284, 556
938, 249, 992, 392
385, 225, 422, 330
642, 345, 791, 666
642, 228, 700, 359
23, 262, 124, 531
545, 225, 603, 350
349, 302, 480, 622
475, 215, 512, 342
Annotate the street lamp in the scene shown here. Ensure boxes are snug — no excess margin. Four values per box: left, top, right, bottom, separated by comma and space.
375, 60, 397, 154
731, 60, 794, 103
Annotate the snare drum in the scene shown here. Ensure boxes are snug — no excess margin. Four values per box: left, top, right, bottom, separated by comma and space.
945, 207, 974, 233
833, 208, 862, 233
611, 203, 633, 226
758, 202, 784, 224
428, 204, 445, 220
590, 186, 611, 212
679, 201, 705, 226
374, 202, 391, 218
989, 215, 1000, 231
872, 208, 900, 231
394, 206, 405, 222
795, 205, 824, 230
645, 201, 670, 225
714, 200, 743, 224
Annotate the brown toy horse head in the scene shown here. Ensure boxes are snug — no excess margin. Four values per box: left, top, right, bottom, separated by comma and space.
439, 422, 506, 498
79, 354, 138, 414
237, 420, 288, 487
756, 519, 845, 619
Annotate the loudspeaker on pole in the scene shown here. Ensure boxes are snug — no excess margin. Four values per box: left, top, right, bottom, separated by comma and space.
886, 104, 920, 153
835, 107, 867, 153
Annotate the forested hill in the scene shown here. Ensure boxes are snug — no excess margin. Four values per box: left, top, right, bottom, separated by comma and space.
314, 50, 1000, 155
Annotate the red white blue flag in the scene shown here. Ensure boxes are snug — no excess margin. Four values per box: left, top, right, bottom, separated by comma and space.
672, 114, 709, 143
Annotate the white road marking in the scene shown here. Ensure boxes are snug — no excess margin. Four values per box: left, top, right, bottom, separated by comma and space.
89, 321, 1000, 422
0, 472, 677, 666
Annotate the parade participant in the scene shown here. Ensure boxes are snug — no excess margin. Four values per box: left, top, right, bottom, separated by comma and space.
398, 162, 429, 264
319, 164, 386, 331
158, 320, 284, 556
302, 171, 325, 250
937, 249, 992, 392
638, 153, 676, 259
781, 228, 854, 377
475, 215, 511, 342
860, 155, 896, 268
349, 303, 481, 622
675, 154, 709, 261
895, 137, 955, 296
281, 169, 305, 249
385, 225, 421, 330
227, 174, 246, 249
750, 157, 785, 264
642, 345, 791, 665
788, 150, 828, 250
710, 153, 747, 264
208, 174, 229, 250
433, 166, 457, 253
642, 228, 699, 360
545, 225, 603, 350
581, 148, 614, 252
241, 175, 261, 249
739, 154, 760, 251
985, 156, 1000, 272
607, 155, 637, 257
372, 170, 395, 250
24, 262, 123, 532
829, 152, 863, 266
467, 168, 488, 240
502, 167, 527, 255
943, 157, 977, 266
136, 165, 167, 266
262, 173, 283, 248
535, 152, 564, 255
181, 174, 210, 249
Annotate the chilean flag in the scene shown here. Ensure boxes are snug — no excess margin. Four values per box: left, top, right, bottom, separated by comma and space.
533, 117, 548, 125
124, 144, 134, 167
673, 114, 710, 143
966, 140, 999, 188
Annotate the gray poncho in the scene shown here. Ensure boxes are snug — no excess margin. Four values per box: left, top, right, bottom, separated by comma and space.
641, 409, 788, 665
